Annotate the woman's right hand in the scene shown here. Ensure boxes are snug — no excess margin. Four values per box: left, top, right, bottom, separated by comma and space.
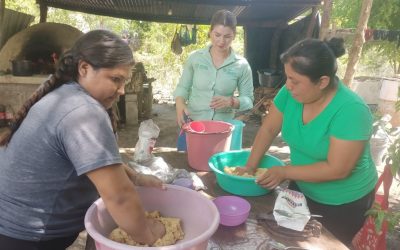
146, 218, 166, 245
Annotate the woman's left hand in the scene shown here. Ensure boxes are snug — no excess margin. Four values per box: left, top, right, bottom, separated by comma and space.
210, 96, 231, 109
255, 166, 286, 189
135, 174, 165, 189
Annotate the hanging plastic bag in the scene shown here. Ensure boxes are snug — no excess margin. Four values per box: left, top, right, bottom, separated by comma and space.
171, 27, 183, 55
133, 119, 160, 163
179, 25, 191, 46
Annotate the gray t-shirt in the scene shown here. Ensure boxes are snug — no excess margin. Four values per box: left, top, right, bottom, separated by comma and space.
0, 82, 122, 240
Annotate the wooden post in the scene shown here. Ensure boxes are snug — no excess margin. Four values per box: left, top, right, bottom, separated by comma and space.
39, 3, 48, 23
0, 0, 4, 24
0, 0, 5, 49
306, 7, 319, 38
269, 23, 287, 69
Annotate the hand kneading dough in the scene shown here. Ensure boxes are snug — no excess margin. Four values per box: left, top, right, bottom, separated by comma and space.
224, 166, 268, 178
109, 211, 184, 247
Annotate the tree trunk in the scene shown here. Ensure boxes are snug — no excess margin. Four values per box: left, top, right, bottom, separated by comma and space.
319, 0, 333, 40
343, 0, 374, 88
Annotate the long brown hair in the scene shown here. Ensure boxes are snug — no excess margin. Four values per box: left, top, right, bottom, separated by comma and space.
0, 30, 134, 146
210, 9, 237, 34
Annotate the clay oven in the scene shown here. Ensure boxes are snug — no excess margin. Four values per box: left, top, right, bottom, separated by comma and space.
0, 22, 83, 75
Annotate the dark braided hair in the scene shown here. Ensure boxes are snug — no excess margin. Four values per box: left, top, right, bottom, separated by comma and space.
0, 30, 134, 146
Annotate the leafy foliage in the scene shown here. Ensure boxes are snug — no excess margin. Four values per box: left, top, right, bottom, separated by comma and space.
332, 0, 400, 75
366, 203, 400, 232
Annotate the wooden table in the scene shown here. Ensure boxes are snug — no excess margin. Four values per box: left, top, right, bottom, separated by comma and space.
87, 150, 349, 250
157, 151, 348, 250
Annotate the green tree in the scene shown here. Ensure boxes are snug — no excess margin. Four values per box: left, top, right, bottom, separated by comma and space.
332, 0, 400, 75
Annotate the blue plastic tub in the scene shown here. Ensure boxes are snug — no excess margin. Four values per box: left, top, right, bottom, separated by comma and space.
209, 150, 285, 196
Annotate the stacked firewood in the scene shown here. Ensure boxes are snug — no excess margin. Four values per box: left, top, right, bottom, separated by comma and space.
253, 87, 278, 115
236, 87, 279, 122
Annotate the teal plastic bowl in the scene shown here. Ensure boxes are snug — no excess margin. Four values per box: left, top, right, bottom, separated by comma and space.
209, 150, 285, 196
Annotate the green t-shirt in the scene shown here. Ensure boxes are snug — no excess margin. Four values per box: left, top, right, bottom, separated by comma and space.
274, 81, 377, 205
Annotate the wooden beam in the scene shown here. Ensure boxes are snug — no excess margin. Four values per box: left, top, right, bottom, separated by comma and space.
306, 7, 318, 38
240, 20, 287, 28
39, 3, 48, 23
38, 0, 321, 8
172, 0, 321, 6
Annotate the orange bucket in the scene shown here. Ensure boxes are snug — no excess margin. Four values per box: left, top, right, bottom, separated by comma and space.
183, 121, 233, 171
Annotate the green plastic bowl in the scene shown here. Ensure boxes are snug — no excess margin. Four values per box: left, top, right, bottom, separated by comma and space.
209, 150, 285, 196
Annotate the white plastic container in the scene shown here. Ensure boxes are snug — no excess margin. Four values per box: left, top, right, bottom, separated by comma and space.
379, 79, 399, 101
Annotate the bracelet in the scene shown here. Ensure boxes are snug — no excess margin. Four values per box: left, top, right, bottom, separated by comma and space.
230, 96, 235, 108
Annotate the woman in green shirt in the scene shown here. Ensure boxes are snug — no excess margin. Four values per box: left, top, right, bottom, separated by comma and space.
242, 38, 377, 246
173, 9, 254, 126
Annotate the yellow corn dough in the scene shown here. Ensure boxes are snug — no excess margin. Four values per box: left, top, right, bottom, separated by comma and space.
109, 211, 184, 247
224, 166, 268, 178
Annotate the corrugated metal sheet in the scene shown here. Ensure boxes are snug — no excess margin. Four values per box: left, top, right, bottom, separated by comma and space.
0, 9, 34, 50
36, 0, 321, 25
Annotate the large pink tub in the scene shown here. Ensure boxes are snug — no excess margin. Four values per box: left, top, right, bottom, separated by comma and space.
184, 120, 233, 171
84, 185, 220, 250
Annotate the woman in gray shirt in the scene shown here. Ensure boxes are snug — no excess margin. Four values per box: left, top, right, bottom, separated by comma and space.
0, 30, 165, 250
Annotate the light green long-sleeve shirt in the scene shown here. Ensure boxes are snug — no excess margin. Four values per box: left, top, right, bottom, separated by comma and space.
173, 46, 254, 121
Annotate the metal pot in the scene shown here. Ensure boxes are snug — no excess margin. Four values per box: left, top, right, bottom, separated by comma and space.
257, 69, 283, 88
11, 60, 33, 76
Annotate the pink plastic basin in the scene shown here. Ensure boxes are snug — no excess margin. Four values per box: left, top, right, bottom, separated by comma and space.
183, 121, 233, 171
213, 196, 251, 227
85, 185, 220, 250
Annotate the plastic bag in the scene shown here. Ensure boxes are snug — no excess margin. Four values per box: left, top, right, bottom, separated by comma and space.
128, 156, 206, 190
273, 188, 311, 231
371, 115, 391, 167
171, 28, 182, 55
133, 119, 160, 163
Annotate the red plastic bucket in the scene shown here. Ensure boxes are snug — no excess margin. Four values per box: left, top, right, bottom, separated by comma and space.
183, 121, 233, 171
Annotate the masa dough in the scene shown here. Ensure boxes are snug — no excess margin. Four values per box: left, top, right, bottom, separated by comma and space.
109, 211, 184, 247
224, 166, 268, 178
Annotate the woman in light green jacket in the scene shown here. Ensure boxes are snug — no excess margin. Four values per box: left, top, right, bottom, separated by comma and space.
173, 9, 254, 126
